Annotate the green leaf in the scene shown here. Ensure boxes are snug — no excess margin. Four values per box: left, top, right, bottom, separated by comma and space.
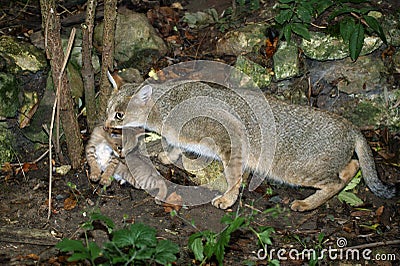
67, 252, 91, 262
154, 240, 179, 264
296, 4, 313, 23
363, 15, 387, 44
343, 170, 362, 191
278, 0, 295, 3
328, 6, 358, 21
291, 23, 311, 40
337, 191, 364, 206
112, 223, 157, 248
87, 241, 102, 260
89, 212, 115, 233
215, 232, 230, 266
283, 24, 292, 43
349, 22, 364, 61
190, 237, 205, 261
275, 9, 294, 24
340, 18, 356, 42
56, 238, 86, 253
258, 227, 275, 245
314, 0, 334, 15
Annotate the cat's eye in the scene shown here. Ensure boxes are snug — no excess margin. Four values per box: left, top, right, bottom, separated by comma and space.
115, 112, 124, 120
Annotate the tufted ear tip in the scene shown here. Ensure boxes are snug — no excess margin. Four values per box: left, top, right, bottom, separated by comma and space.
107, 70, 124, 91
138, 85, 153, 103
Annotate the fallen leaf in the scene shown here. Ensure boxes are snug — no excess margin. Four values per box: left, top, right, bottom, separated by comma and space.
2, 162, 13, 181
63, 196, 77, 211
19, 101, 39, 129
350, 210, 372, 217
24, 253, 40, 260
15, 162, 38, 175
375, 205, 384, 218
163, 192, 182, 213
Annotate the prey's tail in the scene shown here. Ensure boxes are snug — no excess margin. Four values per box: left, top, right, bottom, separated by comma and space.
354, 132, 396, 198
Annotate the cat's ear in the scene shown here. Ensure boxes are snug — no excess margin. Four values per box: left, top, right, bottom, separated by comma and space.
107, 70, 124, 91
137, 85, 153, 104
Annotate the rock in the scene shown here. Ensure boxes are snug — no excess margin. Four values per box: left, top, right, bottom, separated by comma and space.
216, 23, 268, 56
300, 32, 382, 61
183, 156, 227, 193
0, 73, 19, 118
94, 8, 168, 69
0, 122, 14, 165
309, 55, 386, 95
0, 36, 47, 73
380, 12, 400, 46
117, 67, 144, 83
234, 55, 272, 88
22, 75, 56, 143
394, 50, 400, 74
183, 8, 218, 29
62, 29, 101, 73
273, 41, 300, 80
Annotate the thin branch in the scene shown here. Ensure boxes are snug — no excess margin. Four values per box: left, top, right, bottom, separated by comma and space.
344, 239, 400, 250
47, 27, 76, 220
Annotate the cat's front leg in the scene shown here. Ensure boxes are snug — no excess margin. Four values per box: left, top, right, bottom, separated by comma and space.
99, 157, 120, 187
158, 146, 181, 164
88, 163, 101, 182
211, 150, 243, 209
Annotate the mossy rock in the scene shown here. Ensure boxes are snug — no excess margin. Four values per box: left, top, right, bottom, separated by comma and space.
0, 122, 14, 165
0, 73, 19, 118
0, 36, 47, 73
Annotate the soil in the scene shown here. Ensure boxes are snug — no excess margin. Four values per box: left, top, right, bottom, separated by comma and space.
1, 0, 400, 265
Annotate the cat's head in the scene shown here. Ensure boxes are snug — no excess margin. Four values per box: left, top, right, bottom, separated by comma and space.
105, 82, 156, 130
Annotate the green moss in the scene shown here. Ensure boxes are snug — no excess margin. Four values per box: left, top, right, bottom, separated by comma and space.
347, 101, 381, 127
0, 122, 14, 165
0, 73, 19, 117
0, 36, 47, 73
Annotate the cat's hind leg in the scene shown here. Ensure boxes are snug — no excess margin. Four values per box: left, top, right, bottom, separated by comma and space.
291, 159, 360, 212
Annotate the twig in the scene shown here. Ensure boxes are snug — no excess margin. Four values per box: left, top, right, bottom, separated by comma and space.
6, 149, 49, 168
344, 239, 400, 250
11, 148, 26, 181
350, 12, 368, 28
310, 22, 327, 29
46, 26, 76, 220
244, 203, 262, 213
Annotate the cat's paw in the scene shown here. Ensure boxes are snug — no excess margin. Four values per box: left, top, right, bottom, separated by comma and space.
158, 151, 173, 165
89, 170, 101, 182
290, 200, 311, 212
211, 194, 237, 209
99, 175, 113, 187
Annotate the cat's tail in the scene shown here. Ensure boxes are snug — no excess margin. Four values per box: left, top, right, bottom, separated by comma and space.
354, 132, 397, 198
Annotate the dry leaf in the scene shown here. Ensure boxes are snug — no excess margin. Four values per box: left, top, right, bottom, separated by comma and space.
25, 253, 40, 260
163, 192, 182, 213
2, 162, 13, 181
375, 205, 384, 217
15, 162, 38, 175
19, 102, 39, 129
63, 196, 77, 211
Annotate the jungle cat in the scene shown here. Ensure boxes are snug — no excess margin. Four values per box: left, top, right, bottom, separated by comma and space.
85, 125, 167, 203
105, 80, 396, 211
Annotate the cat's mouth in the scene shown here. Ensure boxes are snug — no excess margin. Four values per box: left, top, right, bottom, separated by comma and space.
103, 126, 122, 134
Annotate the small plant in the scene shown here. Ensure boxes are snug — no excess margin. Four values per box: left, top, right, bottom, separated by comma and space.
337, 170, 364, 206
188, 209, 277, 265
274, 0, 387, 60
56, 211, 179, 265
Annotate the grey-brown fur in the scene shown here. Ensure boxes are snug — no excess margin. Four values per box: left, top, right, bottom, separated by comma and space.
85, 126, 167, 202
105, 80, 396, 211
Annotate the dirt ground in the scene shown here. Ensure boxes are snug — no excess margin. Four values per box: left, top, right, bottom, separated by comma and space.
1, 0, 400, 265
